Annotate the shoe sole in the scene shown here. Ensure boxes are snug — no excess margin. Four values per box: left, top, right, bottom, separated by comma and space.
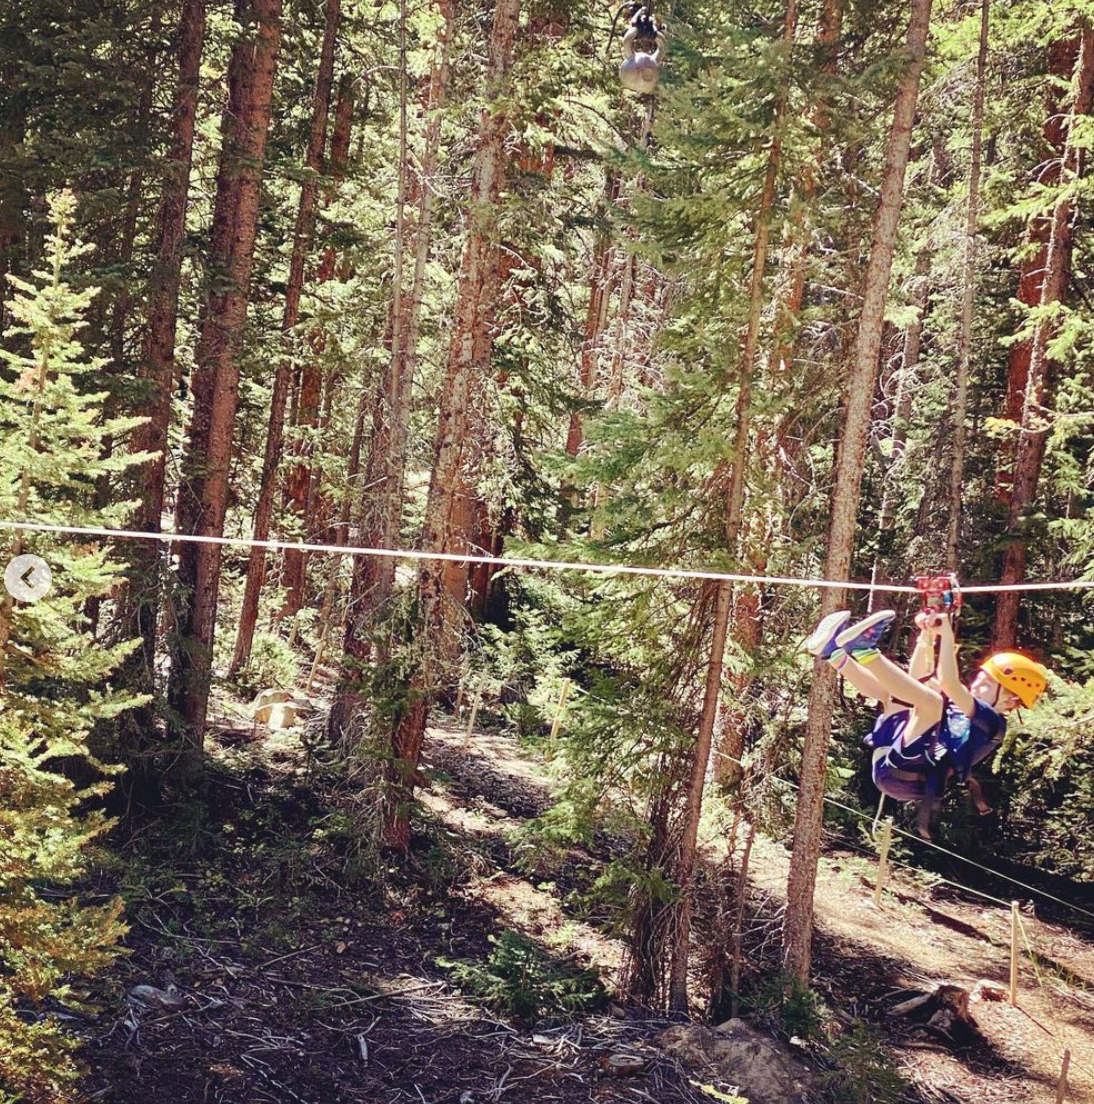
802, 610, 851, 655
835, 609, 896, 649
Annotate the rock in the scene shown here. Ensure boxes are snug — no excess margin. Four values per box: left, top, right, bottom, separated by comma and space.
251, 688, 295, 711
265, 701, 300, 730
127, 983, 186, 1011
972, 980, 1008, 1003
599, 1054, 647, 1077
658, 1019, 816, 1104
250, 689, 303, 729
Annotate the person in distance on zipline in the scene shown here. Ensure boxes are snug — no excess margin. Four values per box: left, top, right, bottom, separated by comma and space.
803, 608, 1049, 839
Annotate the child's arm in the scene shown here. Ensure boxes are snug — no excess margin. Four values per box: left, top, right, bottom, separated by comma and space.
908, 614, 938, 681
935, 614, 976, 716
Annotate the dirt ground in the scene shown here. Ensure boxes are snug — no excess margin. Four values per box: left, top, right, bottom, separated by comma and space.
79, 718, 1094, 1103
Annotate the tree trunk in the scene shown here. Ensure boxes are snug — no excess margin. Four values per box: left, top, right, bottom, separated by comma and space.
379, 0, 521, 852
996, 38, 1080, 504
783, 0, 932, 984
329, 0, 458, 743
87, 26, 159, 641
993, 27, 1094, 649
667, 0, 799, 1014
171, 0, 283, 765
944, 0, 988, 571
308, 367, 339, 543
772, 0, 842, 379
121, 0, 206, 719
565, 174, 618, 458
868, 252, 927, 609
230, 0, 341, 676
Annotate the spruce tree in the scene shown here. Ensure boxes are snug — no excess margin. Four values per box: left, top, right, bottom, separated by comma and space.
0, 190, 141, 1102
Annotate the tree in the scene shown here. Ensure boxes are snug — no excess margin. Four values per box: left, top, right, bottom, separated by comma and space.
119, 0, 206, 741
668, 0, 800, 1015
944, 0, 989, 570
230, 0, 342, 676
993, 24, 1094, 648
783, 0, 933, 983
995, 37, 1080, 505
172, 0, 283, 763
0, 190, 137, 1103
367, 0, 521, 852
343, 0, 457, 650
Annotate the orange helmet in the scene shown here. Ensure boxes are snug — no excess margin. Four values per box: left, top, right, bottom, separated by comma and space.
979, 653, 1049, 708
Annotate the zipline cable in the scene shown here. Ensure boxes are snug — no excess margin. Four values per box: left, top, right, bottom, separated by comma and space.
4, 517, 1094, 595
0, 519, 918, 591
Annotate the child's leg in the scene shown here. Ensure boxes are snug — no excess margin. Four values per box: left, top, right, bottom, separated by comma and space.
966, 775, 992, 815
832, 652, 893, 703
836, 616, 945, 724
852, 653, 944, 717
836, 614, 946, 742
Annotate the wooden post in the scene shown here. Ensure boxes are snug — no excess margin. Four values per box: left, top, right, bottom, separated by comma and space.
305, 594, 337, 695
462, 687, 482, 750
547, 678, 571, 755
871, 791, 886, 838
1010, 900, 1020, 1006
873, 817, 893, 906
1056, 1049, 1071, 1103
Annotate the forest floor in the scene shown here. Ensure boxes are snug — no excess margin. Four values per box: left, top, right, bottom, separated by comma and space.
79, 710, 1094, 1104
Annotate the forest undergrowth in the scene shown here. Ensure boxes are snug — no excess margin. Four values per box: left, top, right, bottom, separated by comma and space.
74, 708, 1094, 1104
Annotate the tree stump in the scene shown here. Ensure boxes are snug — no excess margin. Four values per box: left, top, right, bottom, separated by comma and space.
890, 983, 978, 1043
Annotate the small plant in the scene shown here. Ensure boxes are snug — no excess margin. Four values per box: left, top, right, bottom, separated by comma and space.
821, 1021, 908, 1104
745, 970, 826, 1041
440, 930, 606, 1024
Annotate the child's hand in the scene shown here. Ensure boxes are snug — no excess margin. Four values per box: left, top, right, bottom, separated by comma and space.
915, 611, 942, 634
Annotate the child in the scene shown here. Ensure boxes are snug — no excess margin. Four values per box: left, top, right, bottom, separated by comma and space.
804, 608, 1049, 838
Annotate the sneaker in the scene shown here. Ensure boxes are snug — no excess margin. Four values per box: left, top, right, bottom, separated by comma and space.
836, 609, 896, 653
802, 610, 851, 658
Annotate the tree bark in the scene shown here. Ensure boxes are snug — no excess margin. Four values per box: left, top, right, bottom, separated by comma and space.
378, 0, 521, 852
772, 0, 842, 379
944, 0, 989, 571
996, 38, 1080, 503
993, 27, 1094, 649
667, 0, 799, 1014
121, 0, 206, 715
783, 0, 932, 984
171, 0, 283, 764
566, 174, 618, 458
868, 252, 927, 609
230, 0, 341, 676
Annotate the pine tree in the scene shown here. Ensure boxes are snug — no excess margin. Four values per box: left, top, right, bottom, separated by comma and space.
0, 189, 137, 1104
784, 0, 933, 982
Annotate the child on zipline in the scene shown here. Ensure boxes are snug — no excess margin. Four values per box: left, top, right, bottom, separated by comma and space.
804, 608, 1049, 839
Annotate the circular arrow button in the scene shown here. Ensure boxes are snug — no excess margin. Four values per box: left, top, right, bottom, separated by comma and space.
4, 554, 52, 603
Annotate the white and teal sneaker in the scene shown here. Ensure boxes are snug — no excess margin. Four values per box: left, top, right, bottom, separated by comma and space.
835, 610, 897, 657
802, 610, 852, 659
